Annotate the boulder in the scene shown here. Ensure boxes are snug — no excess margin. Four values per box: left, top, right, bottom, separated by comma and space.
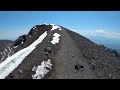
75, 64, 84, 71
13, 34, 27, 47
44, 47, 52, 53
18, 70, 23, 74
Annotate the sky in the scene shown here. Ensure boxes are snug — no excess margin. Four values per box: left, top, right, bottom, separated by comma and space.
0, 11, 120, 49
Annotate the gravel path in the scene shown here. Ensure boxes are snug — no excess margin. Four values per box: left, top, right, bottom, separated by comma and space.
53, 28, 96, 79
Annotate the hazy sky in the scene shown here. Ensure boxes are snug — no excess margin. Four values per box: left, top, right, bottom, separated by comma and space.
0, 11, 120, 45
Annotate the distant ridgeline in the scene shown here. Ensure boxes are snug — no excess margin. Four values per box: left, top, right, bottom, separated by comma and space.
99, 45, 120, 58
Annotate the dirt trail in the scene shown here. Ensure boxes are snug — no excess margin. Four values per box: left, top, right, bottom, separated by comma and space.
53, 28, 96, 79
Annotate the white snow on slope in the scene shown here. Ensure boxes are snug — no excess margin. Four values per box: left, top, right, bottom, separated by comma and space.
3, 51, 6, 56
50, 24, 61, 30
13, 45, 19, 49
6, 46, 12, 57
0, 31, 47, 79
32, 59, 52, 79
43, 23, 49, 25
51, 33, 61, 45
1, 55, 4, 61
0, 46, 13, 62
7, 46, 11, 51
42, 23, 61, 30
5, 49, 8, 53
33, 26, 36, 30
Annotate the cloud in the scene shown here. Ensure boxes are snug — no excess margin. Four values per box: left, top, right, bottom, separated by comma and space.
94, 30, 120, 40
95, 30, 104, 33
71, 29, 120, 40
0, 29, 29, 40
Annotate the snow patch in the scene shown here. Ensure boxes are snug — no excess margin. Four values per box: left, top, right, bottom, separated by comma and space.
33, 26, 36, 30
51, 33, 61, 45
21, 41, 24, 44
42, 23, 61, 30
0, 47, 12, 61
13, 45, 19, 49
50, 24, 61, 31
32, 66, 37, 71
7, 46, 11, 51
43, 23, 50, 25
35, 28, 38, 32
105, 47, 107, 50
0, 31, 47, 79
32, 59, 52, 79
1, 55, 4, 61
3, 51, 6, 56
6, 47, 11, 57
5, 49, 8, 53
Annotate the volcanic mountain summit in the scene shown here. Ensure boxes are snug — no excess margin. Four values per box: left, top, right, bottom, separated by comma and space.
0, 23, 120, 79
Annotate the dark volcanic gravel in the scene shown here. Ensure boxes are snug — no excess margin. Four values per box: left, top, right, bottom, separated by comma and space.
66, 29, 120, 79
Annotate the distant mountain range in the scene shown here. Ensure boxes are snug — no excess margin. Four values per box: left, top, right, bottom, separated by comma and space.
85, 36, 120, 54
103, 43, 120, 54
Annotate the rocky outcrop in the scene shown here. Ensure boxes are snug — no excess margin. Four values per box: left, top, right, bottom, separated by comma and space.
0, 40, 14, 63
13, 34, 28, 47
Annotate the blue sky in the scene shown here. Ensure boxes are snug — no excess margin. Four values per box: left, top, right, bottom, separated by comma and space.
0, 11, 120, 49
0, 11, 120, 31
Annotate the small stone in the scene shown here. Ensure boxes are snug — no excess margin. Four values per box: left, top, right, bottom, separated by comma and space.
108, 74, 112, 77
72, 55, 74, 57
75, 65, 79, 70
53, 68, 55, 71
8, 75, 13, 79
74, 70, 77, 73
115, 68, 119, 72
44, 47, 52, 53
80, 66, 84, 71
52, 53, 54, 55
18, 70, 23, 74
75, 64, 84, 71
45, 52, 49, 55
32, 66, 37, 71
112, 77, 116, 79
91, 62, 99, 70
83, 54, 85, 57
88, 61, 91, 64
46, 67, 51, 70
100, 62, 104, 65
